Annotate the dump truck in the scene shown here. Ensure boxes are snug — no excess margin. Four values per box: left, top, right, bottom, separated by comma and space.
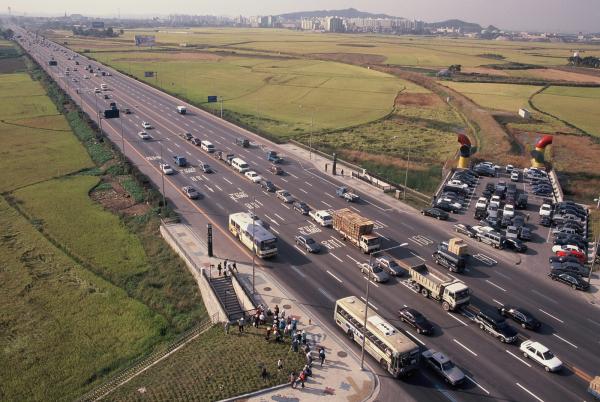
332, 208, 380, 253
336, 186, 359, 202
589, 377, 600, 400
406, 264, 470, 311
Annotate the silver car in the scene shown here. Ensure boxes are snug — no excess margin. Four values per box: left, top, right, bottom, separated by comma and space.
422, 349, 465, 386
359, 263, 389, 283
375, 256, 404, 276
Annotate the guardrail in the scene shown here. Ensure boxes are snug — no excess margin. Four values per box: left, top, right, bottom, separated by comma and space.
547, 169, 564, 203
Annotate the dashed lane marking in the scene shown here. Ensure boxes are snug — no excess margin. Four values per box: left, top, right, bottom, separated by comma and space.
293, 245, 307, 256
299, 188, 308, 194
360, 297, 380, 311
291, 265, 306, 278
322, 201, 333, 208
346, 254, 361, 264
538, 308, 563, 323
318, 288, 335, 302
223, 177, 233, 185
485, 280, 507, 292
453, 339, 477, 356
329, 253, 343, 263
552, 334, 578, 349
409, 251, 426, 261
325, 193, 335, 199
327, 270, 343, 283
506, 351, 531, 367
447, 312, 469, 327
515, 383, 544, 402
465, 375, 490, 395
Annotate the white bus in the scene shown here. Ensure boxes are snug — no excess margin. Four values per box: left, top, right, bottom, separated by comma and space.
228, 212, 277, 258
334, 296, 420, 377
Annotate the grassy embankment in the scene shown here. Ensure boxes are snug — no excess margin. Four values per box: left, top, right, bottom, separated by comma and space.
0, 37, 205, 401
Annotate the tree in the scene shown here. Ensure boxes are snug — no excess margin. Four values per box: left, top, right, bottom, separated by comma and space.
2, 28, 14, 40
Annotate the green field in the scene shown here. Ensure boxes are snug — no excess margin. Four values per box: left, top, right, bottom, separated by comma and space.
532, 86, 600, 136
440, 81, 542, 112
106, 325, 306, 401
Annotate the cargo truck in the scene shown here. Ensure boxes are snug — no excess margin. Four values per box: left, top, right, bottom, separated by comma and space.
332, 208, 380, 253
406, 264, 470, 311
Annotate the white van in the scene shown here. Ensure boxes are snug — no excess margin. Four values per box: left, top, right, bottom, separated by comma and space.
200, 140, 215, 153
231, 158, 250, 173
177, 105, 187, 114
100, 83, 108, 90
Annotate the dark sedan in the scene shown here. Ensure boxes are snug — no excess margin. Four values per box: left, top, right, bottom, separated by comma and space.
548, 271, 589, 291
436, 201, 461, 213
260, 179, 276, 192
503, 238, 528, 253
421, 208, 449, 220
398, 307, 435, 335
498, 305, 541, 330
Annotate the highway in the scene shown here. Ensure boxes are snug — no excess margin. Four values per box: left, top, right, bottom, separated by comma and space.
14, 28, 599, 402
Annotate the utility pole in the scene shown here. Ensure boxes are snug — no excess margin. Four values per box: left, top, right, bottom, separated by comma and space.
220, 98, 224, 119
120, 115, 125, 155
159, 140, 166, 209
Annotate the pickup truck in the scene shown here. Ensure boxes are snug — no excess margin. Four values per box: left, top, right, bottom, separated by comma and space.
267, 151, 283, 164
336, 186, 359, 202
173, 155, 187, 167
309, 210, 333, 227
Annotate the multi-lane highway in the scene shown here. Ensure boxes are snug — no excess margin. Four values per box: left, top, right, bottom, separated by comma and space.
14, 28, 599, 402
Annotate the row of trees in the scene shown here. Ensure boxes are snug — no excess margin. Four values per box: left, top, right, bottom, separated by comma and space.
568, 55, 600, 69
71, 27, 122, 38
1, 28, 15, 40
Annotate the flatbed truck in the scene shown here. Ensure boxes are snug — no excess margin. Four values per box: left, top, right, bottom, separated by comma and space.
333, 208, 380, 253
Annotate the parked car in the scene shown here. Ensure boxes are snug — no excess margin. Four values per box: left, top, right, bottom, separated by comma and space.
548, 271, 589, 290
293, 201, 310, 215
555, 249, 586, 264
453, 223, 477, 238
503, 204, 515, 218
446, 180, 469, 190
436, 201, 461, 213
550, 263, 589, 277
294, 235, 321, 253
520, 340, 563, 372
421, 208, 449, 220
503, 238, 528, 253
549, 255, 582, 265
497, 305, 541, 330
358, 263, 389, 283
398, 307, 434, 335
375, 256, 404, 276
421, 349, 465, 386
518, 227, 532, 241
552, 244, 583, 254
260, 179, 276, 192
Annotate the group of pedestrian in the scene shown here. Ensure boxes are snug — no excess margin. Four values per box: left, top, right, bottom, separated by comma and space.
216, 259, 237, 277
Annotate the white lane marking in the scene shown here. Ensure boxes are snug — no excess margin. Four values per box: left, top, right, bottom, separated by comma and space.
185, 151, 192, 156
216, 203, 225, 210
329, 253, 343, 263
465, 375, 490, 395
321, 201, 333, 208
294, 245, 307, 256
401, 221, 415, 230
325, 193, 335, 199
375, 232, 389, 241
409, 251, 425, 261
214, 184, 223, 192
403, 331, 426, 346
167, 147, 174, 153
506, 350, 531, 367
288, 172, 298, 179
492, 299, 503, 305
299, 188, 308, 194
515, 383, 544, 402
485, 280, 507, 292
318, 288, 335, 302
363, 277, 379, 288
291, 265, 306, 278
223, 177, 233, 185
350, 206, 360, 212
447, 312, 469, 327
280, 177, 288, 183
203, 185, 214, 193
532, 289, 557, 305
362, 198, 387, 212
274, 213, 285, 221
495, 271, 511, 280
281, 204, 291, 210
304, 181, 313, 187
263, 214, 280, 226
360, 297, 379, 311
271, 227, 280, 235
586, 318, 600, 327
453, 339, 477, 356
346, 254, 360, 264
538, 309, 564, 323
552, 334, 578, 349
326, 270, 343, 283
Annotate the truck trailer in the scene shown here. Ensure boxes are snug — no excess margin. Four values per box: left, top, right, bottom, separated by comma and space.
406, 264, 470, 311
333, 208, 380, 253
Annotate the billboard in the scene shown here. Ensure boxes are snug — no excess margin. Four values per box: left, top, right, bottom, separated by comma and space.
207, 95, 218, 103
144, 71, 155, 78
135, 35, 156, 47
91, 21, 105, 29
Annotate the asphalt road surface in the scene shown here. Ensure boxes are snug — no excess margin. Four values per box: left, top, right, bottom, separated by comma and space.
14, 28, 599, 402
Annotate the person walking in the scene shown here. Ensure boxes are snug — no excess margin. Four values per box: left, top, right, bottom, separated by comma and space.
238, 316, 245, 333
319, 347, 326, 367
296, 370, 306, 388
277, 358, 284, 371
232, 261, 237, 272
306, 350, 313, 367
217, 262, 222, 276
301, 329, 307, 345
274, 305, 279, 317
291, 338, 299, 353
224, 320, 230, 334
289, 371, 297, 389
341, 168, 344, 176
261, 366, 268, 381
265, 327, 271, 341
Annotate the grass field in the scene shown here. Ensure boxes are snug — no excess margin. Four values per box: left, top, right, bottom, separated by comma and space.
439, 81, 542, 112
106, 325, 307, 401
0, 196, 165, 402
532, 86, 600, 136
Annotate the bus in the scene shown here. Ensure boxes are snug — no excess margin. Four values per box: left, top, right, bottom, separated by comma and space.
228, 212, 277, 258
334, 296, 420, 377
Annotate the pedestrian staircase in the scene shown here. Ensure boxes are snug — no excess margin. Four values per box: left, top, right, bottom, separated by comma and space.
210, 276, 244, 321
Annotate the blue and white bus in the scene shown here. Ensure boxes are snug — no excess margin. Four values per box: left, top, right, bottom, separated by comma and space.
228, 212, 277, 258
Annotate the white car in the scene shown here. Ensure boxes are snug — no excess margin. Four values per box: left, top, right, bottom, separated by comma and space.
182, 185, 199, 199
447, 180, 469, 190
276, 189, 294, 203
505, 164, 514, 172
160, 163, 174, 175
84, 75, 90, 79
475, 197, 488, 209
551, 244, 583, 254
503, 204, 515, 218
138, 131, 150, 140
141, 121, 152, 129
94, 87, 101, 93
511, 171, 520, 182
489, 195, 501, 208
244, 171, 262, 183
539, 204, 552, 217
472, 225, 495, 235
520, 340, 562, 372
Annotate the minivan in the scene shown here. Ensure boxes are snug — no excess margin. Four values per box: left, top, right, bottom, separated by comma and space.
231, 158, 250, 173
477, 231, 504, 249
200, 140, 215, 153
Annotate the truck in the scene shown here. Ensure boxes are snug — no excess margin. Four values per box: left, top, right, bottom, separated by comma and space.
235, 137, 250, 148
406, 264, 470, 311
266, 150, 283, 164
309, 210, 333, 227
173, 155, 187, 167
332, 208, 380, 253
48, 60, 57, 66
589, 377, 600, 400
177, 105, 187, 114
432, 240, 467, 273
336, 186, 359, 202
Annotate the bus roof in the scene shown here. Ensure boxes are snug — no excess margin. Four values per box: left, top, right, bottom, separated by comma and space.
336, 296, 418, 355
230, 212, 276, 242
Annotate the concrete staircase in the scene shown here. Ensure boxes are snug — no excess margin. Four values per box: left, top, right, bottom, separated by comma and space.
210, 276, 244, 321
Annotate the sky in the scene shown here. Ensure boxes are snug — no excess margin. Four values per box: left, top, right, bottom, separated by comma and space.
5, 0, 600, 33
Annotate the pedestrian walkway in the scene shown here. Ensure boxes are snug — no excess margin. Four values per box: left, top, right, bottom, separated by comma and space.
161, 223, 378, 402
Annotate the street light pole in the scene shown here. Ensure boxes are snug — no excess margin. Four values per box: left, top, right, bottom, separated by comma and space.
252, 196, 256, 294
120, 115, 125, 155
403, 141, 412, 200
360, 242, 408, 370
159, 140, 166, 209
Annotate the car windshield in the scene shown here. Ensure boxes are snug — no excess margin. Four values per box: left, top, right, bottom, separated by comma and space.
305, 238, 315, 245
441, 361, 455, 371
372, 266, 383, 273
163, 164, 171, 169
541, 351, 555, 360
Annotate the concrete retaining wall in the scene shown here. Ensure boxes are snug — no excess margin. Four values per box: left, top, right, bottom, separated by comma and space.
231, 273, 256, 314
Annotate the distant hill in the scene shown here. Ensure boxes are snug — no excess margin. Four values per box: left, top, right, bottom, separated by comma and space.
427, 19, 483, 32
277, 8, 395, 20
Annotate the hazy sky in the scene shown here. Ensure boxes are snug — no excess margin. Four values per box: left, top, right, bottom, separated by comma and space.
6, 0, 600, 33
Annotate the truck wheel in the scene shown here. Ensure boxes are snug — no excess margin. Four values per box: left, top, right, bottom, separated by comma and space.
479, 324, 484, 330
347, 330, 354, 340
421, 288, 429, 298
523, 352, 528, 358
380, 359, 388, 371
442, 302, 450, 311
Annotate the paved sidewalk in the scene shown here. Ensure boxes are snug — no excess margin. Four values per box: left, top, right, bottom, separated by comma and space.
162, 223, 378, 402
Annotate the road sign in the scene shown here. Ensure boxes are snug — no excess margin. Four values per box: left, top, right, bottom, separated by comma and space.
207, 95, 218, 103
144, 71, 154, 78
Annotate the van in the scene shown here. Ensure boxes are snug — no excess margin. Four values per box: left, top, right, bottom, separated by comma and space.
231, 158, 250, 173
477, 231, 504, 249
177, 105, 187, 114
100, 83, 108, 90
201, 140, 215, 153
